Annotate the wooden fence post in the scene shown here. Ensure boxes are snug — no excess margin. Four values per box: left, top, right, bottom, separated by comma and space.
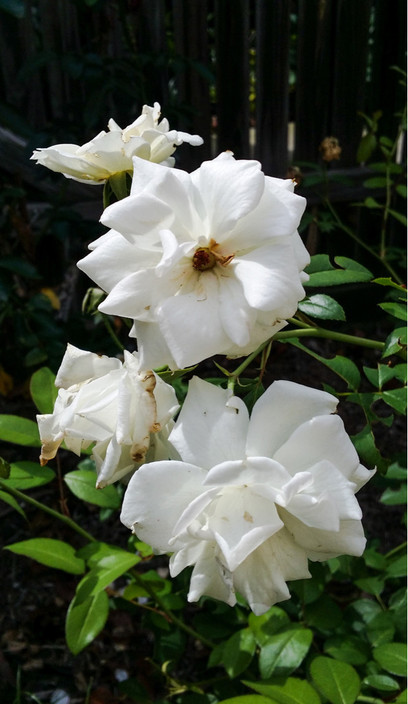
255, 0, 291, 177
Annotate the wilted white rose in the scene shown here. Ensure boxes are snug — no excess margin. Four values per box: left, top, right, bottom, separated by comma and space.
37, 344, 179, 487
30, 102, 203, 184
78, 152, 309, 369
121, 377, 374, 615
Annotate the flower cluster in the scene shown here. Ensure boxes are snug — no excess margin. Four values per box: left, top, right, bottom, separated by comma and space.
34, 102, 373, 614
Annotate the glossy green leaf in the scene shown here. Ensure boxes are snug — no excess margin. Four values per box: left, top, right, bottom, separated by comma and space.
218, 697, 276, 704
64, 470, 120, 508
3, 461, 55, 489
373, 277, 407, 292
373, 643, 407, 676
382, 388, 407, 414
351, 424, 387, 473
305, 256, 372, 287
259, 628, 313, 679
66, 589, 109, 655
310, 656, 360, 704
5, 538, 85, 574
0, 415, 40, 446
76, 550, 140, 601
0, 490, 27, 518
323, 635, 370, 665
379, 302, 407, 321
298, 294, 346, 321
366, 612, 396, 647
382, 327, 407, 358
243, 677, 321, 704
222, 628, 256, 677
363, 674, 400, 693
30, 367, 57, 414
248, 607, 290, 646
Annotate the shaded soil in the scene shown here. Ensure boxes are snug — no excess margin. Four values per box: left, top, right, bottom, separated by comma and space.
0, 334, 406, 703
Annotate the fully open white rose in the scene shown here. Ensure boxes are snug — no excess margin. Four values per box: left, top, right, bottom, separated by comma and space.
121, 377, 374, 615
78, 152, 309, 369
31, 103, 203, 183
37, 344, 179, 487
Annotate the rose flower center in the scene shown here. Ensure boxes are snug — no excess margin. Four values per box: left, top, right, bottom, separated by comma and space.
192, 247, 217, 271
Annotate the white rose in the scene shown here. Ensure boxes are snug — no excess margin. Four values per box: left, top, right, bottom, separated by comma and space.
78, 152, 309, 369
31, 103, 203, 184
121, 377, 374, 615
37, 344, 179, 487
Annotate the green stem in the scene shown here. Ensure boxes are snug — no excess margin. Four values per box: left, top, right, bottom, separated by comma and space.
324, 198, 403, 284
385, 541, 407, 559
275, 327, 384, 351
102, 314, 124, 352
130, 570, 215, 649
227, 338, 272, 392
102, 182, 110, 210
0, 479, 96, 543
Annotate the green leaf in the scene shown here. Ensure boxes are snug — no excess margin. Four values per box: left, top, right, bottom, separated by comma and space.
386, 555, 407, 579
363, 176, 388, 188
310, 656, 360, 704
363, 674, 400, 693
243, 677, 321, 704
222, 628, 256, 678
5, 538, 85, 574
382, 388, 407, 414
248, 607, 291, 646
351, 424, 387, 472
30, 367, 57, 414
382, 327, 407, 358
322, 356, 361, 390
373, 277, 407, 293
76, 550, 140, 601
373, 643, 407, 676
3, 461, 55, 489
305, 256, 372, 287
259, 628, 313, 679
66, 589, 109, 655
357, 133, 377, 163
0, 490, 27, 518
304, 594, 343, 631
0, 457, 10, 478
380, 484, 407, 505
389, 209, 407, 226
323, 635, 370, 665
0, 415, 40, 446
366, 612, 396, 647
379, 302, 407, 321
298, 294, 346, 321
64, 470, 120, 508
218, 697, 276, 704
354, 576, 385, 597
